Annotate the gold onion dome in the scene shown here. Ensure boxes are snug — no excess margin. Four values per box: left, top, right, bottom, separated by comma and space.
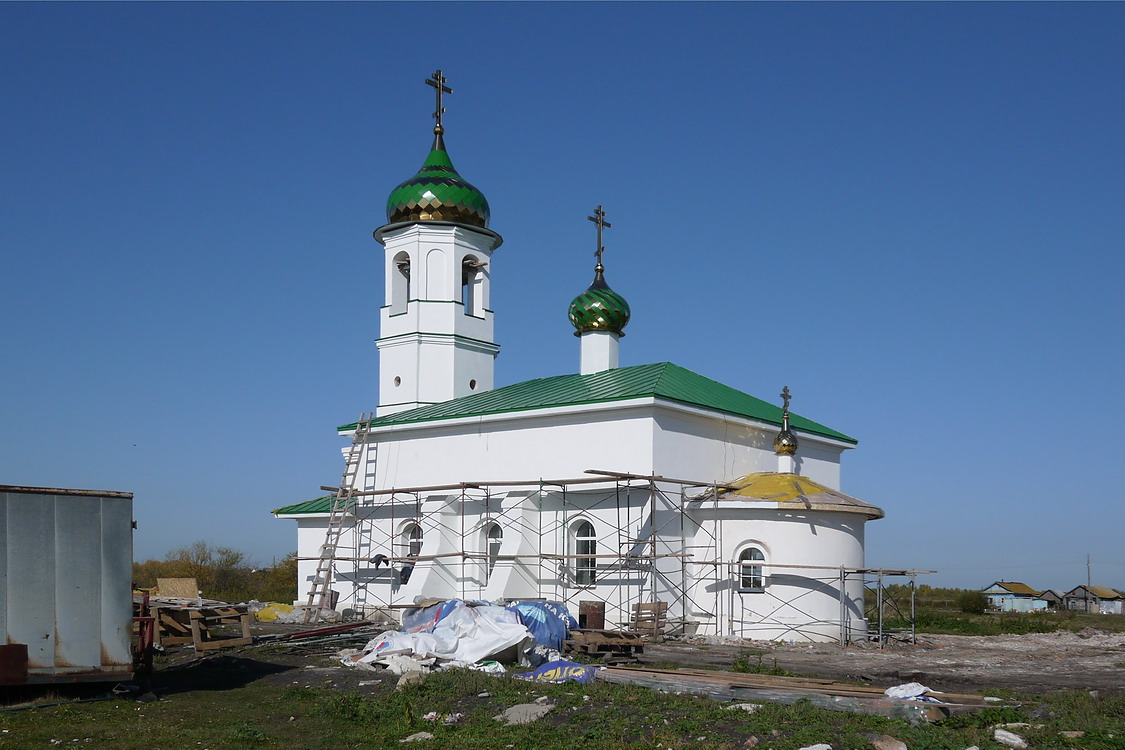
774, 386, 799, 456
568, 264, 631, 336
774, 424, 799, 456
385, 130, 491, 229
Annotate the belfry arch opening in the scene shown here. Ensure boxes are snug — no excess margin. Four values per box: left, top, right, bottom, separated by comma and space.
391, 251, 411, 314
461, 255, 486, 317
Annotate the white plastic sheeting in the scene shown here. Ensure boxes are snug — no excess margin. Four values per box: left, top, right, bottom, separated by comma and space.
353, 602, 531, 666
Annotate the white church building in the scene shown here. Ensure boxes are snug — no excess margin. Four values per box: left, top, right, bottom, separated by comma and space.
274, 72, 885, 643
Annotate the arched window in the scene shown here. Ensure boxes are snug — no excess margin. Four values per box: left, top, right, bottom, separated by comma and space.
574, 520, 597, 586
402, 523, 423, 557
485, 524, 502, 579
738, 547, 765, 591
461, 256, 485, 316
391, 251, 411, 314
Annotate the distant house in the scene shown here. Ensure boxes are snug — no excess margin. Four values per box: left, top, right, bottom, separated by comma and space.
982, 581, 1047, 612
1037, 589, 1064, 609
1063, 585, 1124, 615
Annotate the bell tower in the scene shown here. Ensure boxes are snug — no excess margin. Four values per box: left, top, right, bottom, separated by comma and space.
373, 71, 503, 416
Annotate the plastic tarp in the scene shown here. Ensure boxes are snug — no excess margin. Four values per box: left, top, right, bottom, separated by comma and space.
504, 601, 578, 651
884, 682, 938, 702
402, 600, 474, 633
515, 659, 597, 684
354, 600, 531, 666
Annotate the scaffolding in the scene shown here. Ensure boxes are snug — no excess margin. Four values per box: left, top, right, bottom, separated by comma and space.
302, 467, 929, 643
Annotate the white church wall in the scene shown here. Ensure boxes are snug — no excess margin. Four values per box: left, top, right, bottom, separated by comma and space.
367, 405, 658, 489
476, 493, 541, 601
289, 485, 870, 642
366, 399, 850, 493
451, 337, 497, 395
292, 518, 328, 605
787, 441, 844, 489
652, 409, 775, 484
651, 406, 847, 489
684, 505, 868, 642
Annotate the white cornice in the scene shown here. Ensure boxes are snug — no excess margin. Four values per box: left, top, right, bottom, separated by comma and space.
355, 395, 854, 451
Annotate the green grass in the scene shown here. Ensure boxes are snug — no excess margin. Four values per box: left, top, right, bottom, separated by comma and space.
731, 649, 796, 676
875, 605, 1125, 637
872, 586, 1125, 637
1, 662, 1122, 749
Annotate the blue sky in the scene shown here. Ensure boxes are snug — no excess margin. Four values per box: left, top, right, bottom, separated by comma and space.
2, 3, 1122, 591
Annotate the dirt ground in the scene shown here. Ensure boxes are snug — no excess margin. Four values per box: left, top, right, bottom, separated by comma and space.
165, 621, 1125, 698
646, 628, 1125, 695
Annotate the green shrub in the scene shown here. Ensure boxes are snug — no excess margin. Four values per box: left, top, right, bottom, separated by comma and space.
957, 590, 989, 614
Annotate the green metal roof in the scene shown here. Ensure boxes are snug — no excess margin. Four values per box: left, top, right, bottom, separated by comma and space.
272, 496, 338, 516
342, 362, 856, 444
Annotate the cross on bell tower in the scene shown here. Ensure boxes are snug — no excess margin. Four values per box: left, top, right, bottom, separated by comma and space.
425, 69, 452, 135
587, 205, 611, 271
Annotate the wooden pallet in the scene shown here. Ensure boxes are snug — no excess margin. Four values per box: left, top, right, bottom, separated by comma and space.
149, 604, 195, 646
189, 607, 253, 651
563, 628, 645, 663
629, 602, 669, 640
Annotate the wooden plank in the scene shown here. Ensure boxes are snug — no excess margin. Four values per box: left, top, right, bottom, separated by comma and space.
567, 631, 643, 647
627, 667, 993, 706
597, 669, 955, 725
156, 578, 199, 598
158, 612, 192, 634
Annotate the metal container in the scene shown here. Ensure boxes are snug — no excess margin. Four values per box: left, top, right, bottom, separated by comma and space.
0, 485, 134, 684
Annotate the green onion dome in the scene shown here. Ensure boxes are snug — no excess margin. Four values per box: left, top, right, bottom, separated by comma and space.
385, 133, 490, 229
568, 265, 631, 336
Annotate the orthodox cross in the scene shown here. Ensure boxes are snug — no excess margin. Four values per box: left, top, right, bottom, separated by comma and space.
587, 205, 611, 267
780, 386, 792, 416
425, 70, 452, 131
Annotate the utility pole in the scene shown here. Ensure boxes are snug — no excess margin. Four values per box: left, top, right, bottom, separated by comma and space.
1087, 553, 1091, 588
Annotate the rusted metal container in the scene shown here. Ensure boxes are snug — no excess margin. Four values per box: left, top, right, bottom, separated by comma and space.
578, 599, 606, 629
0, 485, 134, 684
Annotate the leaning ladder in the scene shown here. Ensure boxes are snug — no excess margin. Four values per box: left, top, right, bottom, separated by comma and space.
302, 412, 374, 624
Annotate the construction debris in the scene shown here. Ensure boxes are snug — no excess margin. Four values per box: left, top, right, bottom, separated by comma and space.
493, 702, 554, 725
399, 731, 434, 743
138, 596, 253, 652
514, 659, 598, 684
339, 599, 577, 674
993, 728, 1029, 749
563, 628, 644, 663
597, 666, 1002, 725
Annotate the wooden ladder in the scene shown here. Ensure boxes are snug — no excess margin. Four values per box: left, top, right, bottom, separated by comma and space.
302, 412, 374, 624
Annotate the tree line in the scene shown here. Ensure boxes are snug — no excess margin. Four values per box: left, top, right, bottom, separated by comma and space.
132, 541, 298, 604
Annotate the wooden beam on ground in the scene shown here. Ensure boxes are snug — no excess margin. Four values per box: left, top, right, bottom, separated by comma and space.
597, 667, 999, 725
